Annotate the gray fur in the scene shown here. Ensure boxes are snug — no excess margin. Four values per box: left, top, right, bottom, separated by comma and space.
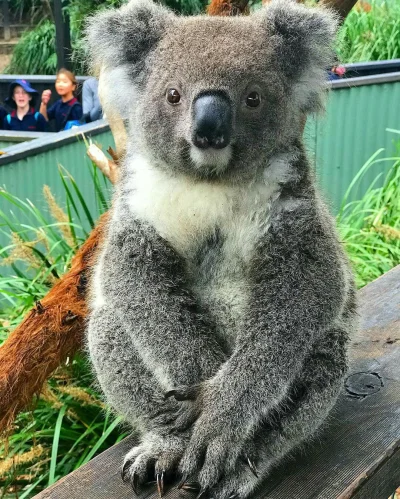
86, 1, 357, 497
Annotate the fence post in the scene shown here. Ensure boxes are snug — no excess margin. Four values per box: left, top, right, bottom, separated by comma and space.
54, 0, 72, 70
2, 0, 10, 42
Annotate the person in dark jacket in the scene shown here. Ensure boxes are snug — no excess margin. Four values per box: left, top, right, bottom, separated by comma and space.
3, 79, 47, 132
40, 69, 83, 132
0, 106, 7, 129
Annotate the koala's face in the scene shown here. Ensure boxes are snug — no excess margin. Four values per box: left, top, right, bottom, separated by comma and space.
140, 18, 289, 180
88, 0, 337, 181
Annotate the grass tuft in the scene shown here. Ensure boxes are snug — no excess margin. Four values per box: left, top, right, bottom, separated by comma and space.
338, 0, 400, 62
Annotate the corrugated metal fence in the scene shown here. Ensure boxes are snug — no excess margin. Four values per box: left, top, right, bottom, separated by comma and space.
311, 76, 400, 211
0, 122, 114, 228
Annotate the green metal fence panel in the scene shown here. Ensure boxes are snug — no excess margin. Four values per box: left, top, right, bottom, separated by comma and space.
0, 123, 114, 279
0, 140, 21, 149
0, 126, 114, 229
314, 80, 400, 211
0, 139, 35, 149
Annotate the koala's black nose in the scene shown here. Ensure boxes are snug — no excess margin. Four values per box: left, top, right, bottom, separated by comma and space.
192, 92, 232, 150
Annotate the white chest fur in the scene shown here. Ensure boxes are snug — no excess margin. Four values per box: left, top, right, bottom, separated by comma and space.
124, 155, 285, 261
122, 154, 289, 343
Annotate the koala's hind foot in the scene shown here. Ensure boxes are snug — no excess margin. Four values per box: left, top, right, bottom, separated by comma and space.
121, 432, 189, 496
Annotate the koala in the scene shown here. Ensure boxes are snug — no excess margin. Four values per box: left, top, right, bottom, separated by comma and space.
86, 1, 358, 498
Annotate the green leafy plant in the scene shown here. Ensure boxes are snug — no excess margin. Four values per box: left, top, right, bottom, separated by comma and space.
337, 135, 400, 287
0, 162, 125, 498
6, 20, 57, 76
338, 0, 400, 62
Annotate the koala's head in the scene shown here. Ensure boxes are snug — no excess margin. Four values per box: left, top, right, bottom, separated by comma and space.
87, 0, 337, 181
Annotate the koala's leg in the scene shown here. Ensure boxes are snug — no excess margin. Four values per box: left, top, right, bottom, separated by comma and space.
208, 328, 347, 499
87, 305, 196, 490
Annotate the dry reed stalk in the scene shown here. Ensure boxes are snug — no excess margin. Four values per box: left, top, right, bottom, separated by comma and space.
0, 445, 45, 477
43, 185, 75, 247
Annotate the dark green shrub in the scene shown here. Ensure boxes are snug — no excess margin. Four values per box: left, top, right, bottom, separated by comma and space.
6, 20, 57, 75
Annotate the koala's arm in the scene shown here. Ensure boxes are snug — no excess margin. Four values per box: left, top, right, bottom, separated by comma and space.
96, 204, 226, 391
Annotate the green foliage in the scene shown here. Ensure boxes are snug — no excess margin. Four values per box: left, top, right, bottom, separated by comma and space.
338, 0, 400, 63
0, 359, 127, 498
0, 162, 127, 498
6, 20, 57, 75
337, 136, 400, 287
163, 0, 206, 15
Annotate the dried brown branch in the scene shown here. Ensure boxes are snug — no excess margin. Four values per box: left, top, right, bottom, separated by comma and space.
0, 214, 109, 433
320, 0, 358, 23
207, 0, 249, 16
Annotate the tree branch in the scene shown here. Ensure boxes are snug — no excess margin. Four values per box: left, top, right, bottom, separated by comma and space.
320, 0, 358, 22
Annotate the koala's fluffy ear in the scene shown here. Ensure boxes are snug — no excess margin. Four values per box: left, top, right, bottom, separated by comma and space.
86, 0, 173, 125
260, 0, 338, 112
86, 0, 173, 75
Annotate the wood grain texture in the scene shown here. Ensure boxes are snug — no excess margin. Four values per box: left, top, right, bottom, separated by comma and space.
34, 266, 400, 499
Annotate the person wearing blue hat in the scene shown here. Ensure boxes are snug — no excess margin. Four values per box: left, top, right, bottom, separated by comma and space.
3, 79, 47, 132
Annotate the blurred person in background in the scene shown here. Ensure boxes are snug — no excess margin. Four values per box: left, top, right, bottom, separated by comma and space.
3, 79, 47, 132
83, 77, 102, 123
40, 69, 83, 131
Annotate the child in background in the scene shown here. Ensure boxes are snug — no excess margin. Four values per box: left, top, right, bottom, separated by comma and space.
40, 69, 83, 132
3, 79, 47, 132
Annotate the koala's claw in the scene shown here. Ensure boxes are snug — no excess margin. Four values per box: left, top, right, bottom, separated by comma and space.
121, 461, 139, 495
131, 471, 140, 495
121, 459, 131, 483
179, 481, 201, 493
244, 455, 258, 478
156, 471, 165, 497
177, 476, 189, 489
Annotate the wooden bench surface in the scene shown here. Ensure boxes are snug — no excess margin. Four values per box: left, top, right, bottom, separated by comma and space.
34, 266, 400, 499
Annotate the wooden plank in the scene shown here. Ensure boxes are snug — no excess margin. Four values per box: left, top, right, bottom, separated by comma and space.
34, 266, 400, 499
2, 0, 10, 42
351, 447, 400, 499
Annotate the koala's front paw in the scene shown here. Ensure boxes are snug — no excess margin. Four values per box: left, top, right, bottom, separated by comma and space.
121, 433, 187, 496
167, 383, 259, 495
179, 418, 246, 494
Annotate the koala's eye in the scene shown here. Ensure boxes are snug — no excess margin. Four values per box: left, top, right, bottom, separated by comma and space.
167, 88, 181, 105
246, 91, 261, 108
